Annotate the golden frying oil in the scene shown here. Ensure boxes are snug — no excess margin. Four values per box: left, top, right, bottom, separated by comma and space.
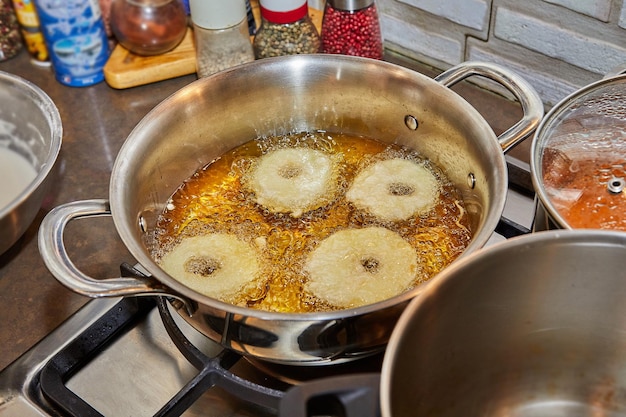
153, 131, 472, 313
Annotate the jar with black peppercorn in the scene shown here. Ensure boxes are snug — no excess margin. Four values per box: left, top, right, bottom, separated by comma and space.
320, 0, 383, 60
0, 0, 23, 61
253, 0, 320, 59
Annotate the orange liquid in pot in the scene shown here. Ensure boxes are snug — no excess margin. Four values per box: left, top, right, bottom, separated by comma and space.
542, 148, 626, 230
152, 131, 472, 312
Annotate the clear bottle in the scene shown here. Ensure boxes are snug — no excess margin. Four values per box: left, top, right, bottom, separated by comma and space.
253, 0, 320, 59
190, 0, 254, 78
321, 0, 383, 59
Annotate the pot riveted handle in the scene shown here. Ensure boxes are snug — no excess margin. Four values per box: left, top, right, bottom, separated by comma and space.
38, 199, 192, 312
435, 61, 544, 152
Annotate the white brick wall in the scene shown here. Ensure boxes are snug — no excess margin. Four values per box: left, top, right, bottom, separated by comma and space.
382, 14, 464, 65
619, 1, 626, 27
378, 0, 626, 107
397, 0, 490, 31
543, 0, 611, 21
494, 7, 626, 75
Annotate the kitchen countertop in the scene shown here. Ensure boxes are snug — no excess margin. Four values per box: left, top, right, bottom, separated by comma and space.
0, 48, 526, 372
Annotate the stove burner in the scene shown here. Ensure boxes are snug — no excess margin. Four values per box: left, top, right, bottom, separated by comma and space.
158, 296, 385, 416
155, 297, 284, 412
279, 373, 381, 417
245, 352, 384, 385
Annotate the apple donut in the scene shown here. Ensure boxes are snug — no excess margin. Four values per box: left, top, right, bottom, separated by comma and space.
346, 158, 440, 222
159, 233, 261, 300
246, 147, 338, 217
304, 227, 418, 308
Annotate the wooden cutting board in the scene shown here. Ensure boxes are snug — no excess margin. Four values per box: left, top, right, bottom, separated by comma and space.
103, 28, 196, 89
103, 6, 323, 89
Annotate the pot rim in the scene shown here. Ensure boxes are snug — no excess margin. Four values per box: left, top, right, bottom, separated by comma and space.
109, 54, 509, 319
530, 73, 626, 229
0, 71, 62, 218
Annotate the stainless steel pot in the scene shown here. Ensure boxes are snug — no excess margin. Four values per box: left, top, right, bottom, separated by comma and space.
38, 55, 542, 365
381, 229, 626, 416
531, 72, 626, 231
0, 71, 62, 255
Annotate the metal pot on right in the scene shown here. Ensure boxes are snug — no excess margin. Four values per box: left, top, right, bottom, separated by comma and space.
380, 229, 626, 417
531, 72, 626, 231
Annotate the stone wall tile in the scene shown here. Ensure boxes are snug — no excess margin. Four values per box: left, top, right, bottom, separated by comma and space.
397, 0, 490, 30
542, 0, 611, 21
494, 7, 626, 74
380, 14, 464, 65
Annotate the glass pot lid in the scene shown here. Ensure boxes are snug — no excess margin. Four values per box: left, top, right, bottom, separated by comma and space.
531, 74, 626, 230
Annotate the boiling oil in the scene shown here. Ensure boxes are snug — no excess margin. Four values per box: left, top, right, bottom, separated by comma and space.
153, 131, 472, 313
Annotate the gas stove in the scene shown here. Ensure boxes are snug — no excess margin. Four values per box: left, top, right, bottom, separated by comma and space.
0, 155, 535, 417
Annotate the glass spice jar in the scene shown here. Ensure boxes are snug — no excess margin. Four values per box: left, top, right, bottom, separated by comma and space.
320, 0, 383, 60
0, 0, 23, 61
253, 0, 320, 59
109, 0, 187, 56
190, 0, 254, 78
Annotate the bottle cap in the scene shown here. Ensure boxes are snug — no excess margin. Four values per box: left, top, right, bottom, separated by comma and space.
259, 0, 308, 23
190, 0, 247, 29
328, 0, 376, 11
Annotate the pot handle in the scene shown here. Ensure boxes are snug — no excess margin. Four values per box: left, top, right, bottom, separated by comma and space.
38, 199, 193, 312
435, 61, 543, 152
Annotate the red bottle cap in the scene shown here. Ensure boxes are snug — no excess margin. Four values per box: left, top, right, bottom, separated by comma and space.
259, 0, 308, 24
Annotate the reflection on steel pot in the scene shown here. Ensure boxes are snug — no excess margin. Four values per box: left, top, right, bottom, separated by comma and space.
381, 229, 626, 417
0, 71, 62, 255
531, 71, 626, 231
38, 55, 542, 365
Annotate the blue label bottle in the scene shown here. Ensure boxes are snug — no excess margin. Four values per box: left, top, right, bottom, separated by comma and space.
34, 0, 110, 87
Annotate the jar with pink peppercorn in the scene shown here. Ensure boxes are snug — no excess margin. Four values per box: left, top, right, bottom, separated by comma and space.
320, 0, 383, 60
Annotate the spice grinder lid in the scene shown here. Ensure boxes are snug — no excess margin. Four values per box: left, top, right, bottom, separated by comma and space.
531, 74, 626, 230
327, 0, 376, 11
259, 0, 308, 23
189, 0, 247, 29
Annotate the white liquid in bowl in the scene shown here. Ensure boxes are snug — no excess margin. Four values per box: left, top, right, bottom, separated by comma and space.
0, 147, 38, 209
